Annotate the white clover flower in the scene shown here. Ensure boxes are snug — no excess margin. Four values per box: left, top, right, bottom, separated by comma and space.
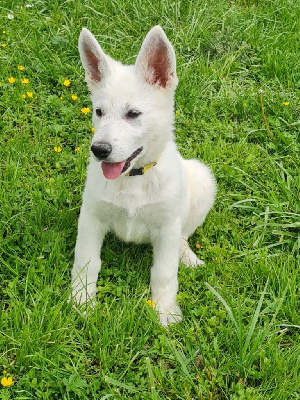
7, 14, 14, 20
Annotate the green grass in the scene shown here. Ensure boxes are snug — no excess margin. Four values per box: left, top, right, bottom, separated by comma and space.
0, 0, 299, 398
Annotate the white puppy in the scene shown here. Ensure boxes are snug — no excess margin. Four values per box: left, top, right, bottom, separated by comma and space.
71, 26, 217, 326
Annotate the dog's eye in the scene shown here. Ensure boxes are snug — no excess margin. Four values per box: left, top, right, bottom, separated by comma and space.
95, 108, 103, 117
126, 110, 141, 119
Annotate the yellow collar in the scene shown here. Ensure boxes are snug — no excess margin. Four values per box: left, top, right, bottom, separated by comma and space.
126, 160, 157, 176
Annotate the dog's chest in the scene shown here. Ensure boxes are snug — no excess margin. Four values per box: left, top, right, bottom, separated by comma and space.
97, 198, 167, 243
86, 162, 183, 243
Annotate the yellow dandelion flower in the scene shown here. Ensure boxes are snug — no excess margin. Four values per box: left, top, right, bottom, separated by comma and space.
63, 79, 71, 87
75, 146, 81, 152
91, 127, 95, 132
0, 83, 2, 88
8, 77, 16, 83
60, 96, 63, 100
21, 94, 26, 99
54, 146, 62, 153
1, 43, 7, 48
21, 78, 29, 84
3, 31, 6, 34
243, 103, 247, 107
282, 102, 290, 106
71, 94, 78, 101
18, 65, 25, 71
27, 92, 33, 98
146, 299, 156, 308
1, 376, 14, 387
81, 107, 91, 115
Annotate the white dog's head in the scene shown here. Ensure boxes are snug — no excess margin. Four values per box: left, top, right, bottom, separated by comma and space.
79, 26, 178, 179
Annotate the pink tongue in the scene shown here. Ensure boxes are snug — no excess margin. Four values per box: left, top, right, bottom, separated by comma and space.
101, 161, 126, 180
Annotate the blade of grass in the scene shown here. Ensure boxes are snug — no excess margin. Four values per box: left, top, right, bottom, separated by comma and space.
145, 357, 158, 400
242, 278, 269, 358
105, 376, 140, 394
164, 338, 200, 395
205, 282, 239, 334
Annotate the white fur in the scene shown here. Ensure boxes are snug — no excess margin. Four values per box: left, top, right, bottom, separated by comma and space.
71, 26, 217, 326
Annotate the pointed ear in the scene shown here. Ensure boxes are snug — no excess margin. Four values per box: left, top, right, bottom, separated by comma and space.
135, 26, 177, 90
78, 28, 111, 91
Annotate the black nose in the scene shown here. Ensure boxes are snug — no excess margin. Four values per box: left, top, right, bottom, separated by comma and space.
91, 142, 112, 160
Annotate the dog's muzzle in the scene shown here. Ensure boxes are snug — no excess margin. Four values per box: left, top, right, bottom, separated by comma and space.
96, 145, 143, 180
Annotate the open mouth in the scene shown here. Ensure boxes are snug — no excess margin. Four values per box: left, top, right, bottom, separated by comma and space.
101, 147, 143, 180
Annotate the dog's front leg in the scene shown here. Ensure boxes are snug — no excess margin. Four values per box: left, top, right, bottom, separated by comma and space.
151, 218, 182, 326
71, 205, 107, 306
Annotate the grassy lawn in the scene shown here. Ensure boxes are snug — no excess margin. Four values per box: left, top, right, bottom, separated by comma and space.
0, 0, 299, 398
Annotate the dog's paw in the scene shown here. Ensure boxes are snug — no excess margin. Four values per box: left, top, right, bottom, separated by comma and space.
70, 284, 97, 308
180, 248, 204, 268
155, 302, 182, 327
